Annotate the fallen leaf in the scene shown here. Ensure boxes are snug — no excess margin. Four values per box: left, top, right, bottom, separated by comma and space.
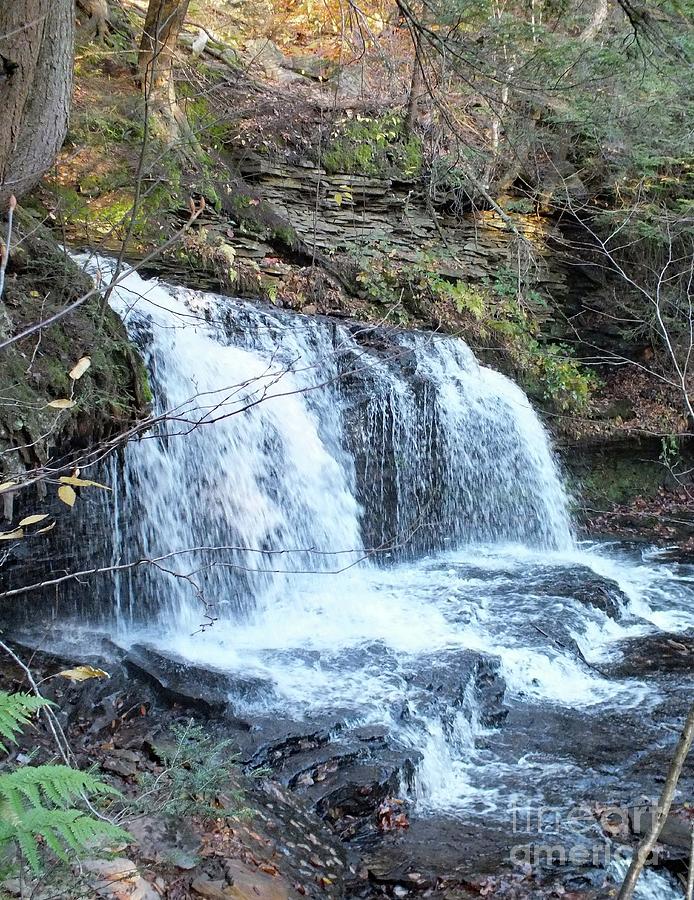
56, 665, 110, 682
47, 399, 76, 409
0, 528, 23, 540
18, 513, 49, 527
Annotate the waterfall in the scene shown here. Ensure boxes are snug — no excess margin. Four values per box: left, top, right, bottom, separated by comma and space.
83, 261, 572, 628
38, 260, 694, 858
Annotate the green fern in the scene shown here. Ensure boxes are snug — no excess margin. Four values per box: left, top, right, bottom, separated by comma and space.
0, 691, 131, 872
0, 692, 51, 752
0, 808, 129, 874
0, 765, 120, 816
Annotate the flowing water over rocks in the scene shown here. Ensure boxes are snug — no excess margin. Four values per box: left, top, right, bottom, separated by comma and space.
26, 261, 694, 897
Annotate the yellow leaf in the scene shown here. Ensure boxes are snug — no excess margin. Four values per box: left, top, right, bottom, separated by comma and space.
37, 521, 56, 534
18, 513, 49, 527
333, 192, 343, 207
69, 356, 91, 380
59, 475, 111, 490
56, 665, 110, 682
57, 484, 76, 507
47, 399, 76, 410
0, 481, 17, 493
0, 529, 23, 540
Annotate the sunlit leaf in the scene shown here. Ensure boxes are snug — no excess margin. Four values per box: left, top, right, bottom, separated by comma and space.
0, 481, 17, 493
47, 399, 76, 410
69, 357, 91, 380
57, 484, 76, 507
59, 475, 111, 491
0, 529, 23, 541
18, 514, 49, 527
56, 666, 110, 682
37, 522, 56, 534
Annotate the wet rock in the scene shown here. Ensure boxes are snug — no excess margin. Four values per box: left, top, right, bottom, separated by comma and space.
611, 632, 694, 677
404, 649, 507, 727
529, 567, 627, 620
125, 644, 272, 714
313, 752, 418, 840
363, 815, 518, 885
241, 715, 348, 768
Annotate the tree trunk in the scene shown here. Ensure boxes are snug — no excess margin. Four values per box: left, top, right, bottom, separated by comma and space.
405, 37, 424, 136
138, 0, 198, 154
580, 0, 609, 41
0, 0, 74, 208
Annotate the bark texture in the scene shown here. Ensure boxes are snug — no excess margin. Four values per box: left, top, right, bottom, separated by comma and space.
0, 0, 74, 208
138, 0, 197, 152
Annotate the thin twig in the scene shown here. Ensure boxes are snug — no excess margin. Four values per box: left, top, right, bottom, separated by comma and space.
617, 702, 694, 900
0, 194, 16, 301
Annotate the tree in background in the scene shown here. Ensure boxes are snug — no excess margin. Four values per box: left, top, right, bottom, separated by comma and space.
0, 0, 74, 207
138, 0, 198, 153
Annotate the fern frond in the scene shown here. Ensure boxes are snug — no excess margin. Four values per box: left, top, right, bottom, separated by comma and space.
0, 807, 131, 873
0, 765, 121, 814
0, 693, 131, 874
0, 691, 51, 753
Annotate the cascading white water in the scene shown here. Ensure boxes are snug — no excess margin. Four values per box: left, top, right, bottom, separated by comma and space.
102, 269, 364, 628
85, 259, 575, 629
73, 260, 693, 858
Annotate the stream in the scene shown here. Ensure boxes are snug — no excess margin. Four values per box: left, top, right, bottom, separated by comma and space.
47, 259, 694, 896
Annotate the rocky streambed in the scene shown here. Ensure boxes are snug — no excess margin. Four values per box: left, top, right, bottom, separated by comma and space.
5, 543, 693, 899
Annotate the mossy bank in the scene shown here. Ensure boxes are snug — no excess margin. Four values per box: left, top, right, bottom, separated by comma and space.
0, 208, 150, 486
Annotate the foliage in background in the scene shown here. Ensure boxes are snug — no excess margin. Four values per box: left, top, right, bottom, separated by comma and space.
357, 255, 598, 413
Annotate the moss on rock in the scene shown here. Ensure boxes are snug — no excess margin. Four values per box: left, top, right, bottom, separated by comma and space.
563, 441, 668, 516
324, 115, 423, 179
0, 207, 150, 478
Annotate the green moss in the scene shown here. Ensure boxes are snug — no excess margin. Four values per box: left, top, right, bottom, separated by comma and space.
179, 90, 234, 152
567, 449, 666, 510
0, 208, 150, 475
272, 224, 298, 248
324, 115, 423, 178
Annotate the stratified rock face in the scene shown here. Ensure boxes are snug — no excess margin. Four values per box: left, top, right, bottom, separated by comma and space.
230, 152, 570, 298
